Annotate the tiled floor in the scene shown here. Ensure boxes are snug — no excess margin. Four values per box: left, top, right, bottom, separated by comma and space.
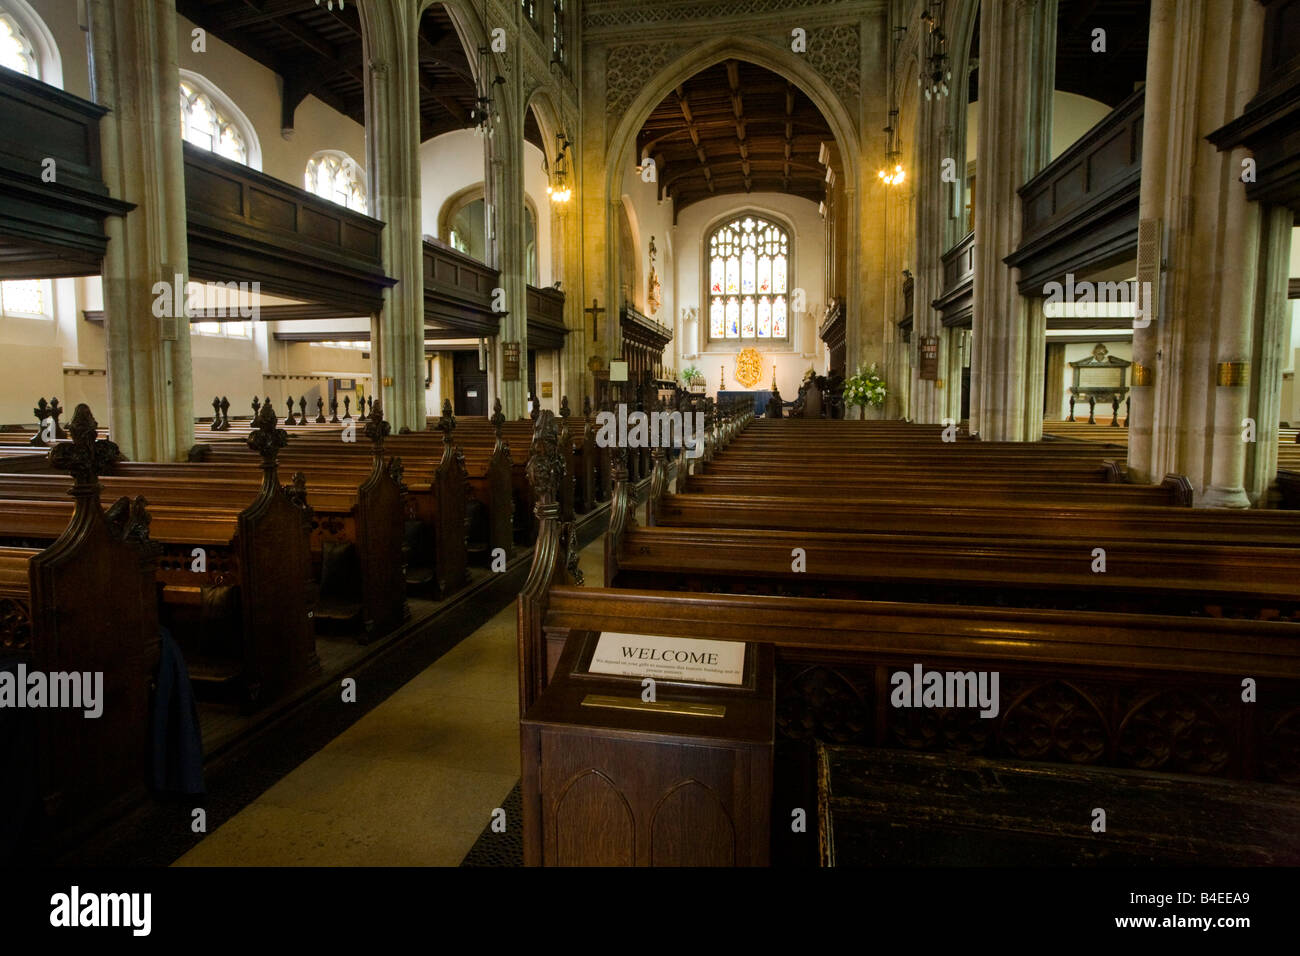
174, 536, 610, 867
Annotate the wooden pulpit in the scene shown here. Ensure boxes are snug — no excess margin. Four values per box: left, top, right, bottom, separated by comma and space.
521, 630, 773, 866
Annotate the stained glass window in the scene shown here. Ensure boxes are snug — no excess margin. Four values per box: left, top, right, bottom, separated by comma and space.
305, 153, 366, 213
710, 298, 724, 338
706, 214, 790, 341
0, 14, 37, 78
180, 81, 247, 164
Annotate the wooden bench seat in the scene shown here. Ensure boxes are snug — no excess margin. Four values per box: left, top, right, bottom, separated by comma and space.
0, 405, 161, 844
1, 409, 317, 710
196, 409, 470, 598
609, 524, 1299, 616
817, 744, 1300, 865
653, 492, 1300, 544
678, 473, 1188, 506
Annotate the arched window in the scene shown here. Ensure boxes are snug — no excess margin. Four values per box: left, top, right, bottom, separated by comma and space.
0, 10, 38, 78
707, 214, 790, 342
0, 278, 47, 317
178, 72, 261, 169
305, 152, 366, 213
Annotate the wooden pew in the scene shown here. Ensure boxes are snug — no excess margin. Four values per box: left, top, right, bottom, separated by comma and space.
654, 492, 1300, 545
197, 404, 471, 599
0, 407, 317, 710
676, 472, 1190, 507
0, 405, 160, 840
2, 411, 407, 638
515, 425, 1300, 865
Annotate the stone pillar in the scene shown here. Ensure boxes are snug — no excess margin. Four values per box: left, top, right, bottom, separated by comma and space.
90, 0, 192, 462
494, 106, 529, 421
969, 0, 1056, 441
1129, 0, 1268, 507
359, 0, 425, 433
1245, 206, 1295, 501
910, 84, 947, 424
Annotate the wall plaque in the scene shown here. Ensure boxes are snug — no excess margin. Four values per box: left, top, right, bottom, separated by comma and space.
503, 342, 521, 381
541, 381, 553, 398
919, 336, 940, 381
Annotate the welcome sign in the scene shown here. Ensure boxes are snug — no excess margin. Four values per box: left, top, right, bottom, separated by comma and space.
588, 632, 745, 686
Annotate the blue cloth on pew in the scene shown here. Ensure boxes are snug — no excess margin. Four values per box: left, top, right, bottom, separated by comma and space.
151, 627, 205, 795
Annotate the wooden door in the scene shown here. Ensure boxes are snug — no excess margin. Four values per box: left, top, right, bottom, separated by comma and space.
453, 350, 487, 417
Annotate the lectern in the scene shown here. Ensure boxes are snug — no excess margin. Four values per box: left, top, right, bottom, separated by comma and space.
521, 630, 773, 866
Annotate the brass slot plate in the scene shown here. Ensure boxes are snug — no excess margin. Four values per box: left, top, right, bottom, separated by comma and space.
580, 694, 725, 718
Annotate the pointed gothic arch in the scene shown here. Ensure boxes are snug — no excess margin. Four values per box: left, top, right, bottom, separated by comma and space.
603, 36, 862, 372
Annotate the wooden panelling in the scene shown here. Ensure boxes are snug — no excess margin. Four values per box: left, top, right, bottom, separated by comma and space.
0, 71, 133, 278
184, 145, 392, 315
934, 232, 975, 329
1008, 89, 1145, 294
422, 238, 502, 338
527, 285, 568, 350
1207, 0, 1300, 214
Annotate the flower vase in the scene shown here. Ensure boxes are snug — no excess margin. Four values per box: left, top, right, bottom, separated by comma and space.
846, 404, 863, 421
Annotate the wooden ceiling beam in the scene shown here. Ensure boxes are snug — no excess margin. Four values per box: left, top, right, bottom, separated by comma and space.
211, 0, 318, 29
783, 82, 795, 191
675, 86, 714, 195
725, 60, 750, 189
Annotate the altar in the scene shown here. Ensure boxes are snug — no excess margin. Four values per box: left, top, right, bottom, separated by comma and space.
718, 390, 775, 415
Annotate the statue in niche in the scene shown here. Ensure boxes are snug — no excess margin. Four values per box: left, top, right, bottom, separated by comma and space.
647, 235, 663, 317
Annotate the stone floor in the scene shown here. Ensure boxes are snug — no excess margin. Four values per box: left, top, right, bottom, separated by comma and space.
174, 536, 610, 867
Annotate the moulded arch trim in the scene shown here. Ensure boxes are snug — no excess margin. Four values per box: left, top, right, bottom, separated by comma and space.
0, 0, 62, 88
417, 0, 488, 84
179, 68, 263, 170
603, 36, 861, 369
618, 194, 644, 308
605, 36, 861, 204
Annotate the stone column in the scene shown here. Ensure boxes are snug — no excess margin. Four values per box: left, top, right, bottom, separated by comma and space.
1129, 0, 1268, 507
1245, 206, 1295, 501
494, 105, 530, 421
969, 0, 1056, 441
359, 0, 425, 433
910, 80, 947, 424
90, 0, 193, 462
578, 45, 613, 398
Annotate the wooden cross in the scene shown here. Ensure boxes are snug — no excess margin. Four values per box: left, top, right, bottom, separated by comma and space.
584, 298, 605, 342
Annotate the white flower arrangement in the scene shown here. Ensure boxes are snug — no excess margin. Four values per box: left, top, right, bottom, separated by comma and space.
843, 363, 887, 408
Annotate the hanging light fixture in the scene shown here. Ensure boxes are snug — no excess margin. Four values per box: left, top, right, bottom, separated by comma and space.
313, 0, 345, 10
469, 0, 503, 137
546, 133, 572, 204
878, 28, 907, 187
921, 1, 951, 101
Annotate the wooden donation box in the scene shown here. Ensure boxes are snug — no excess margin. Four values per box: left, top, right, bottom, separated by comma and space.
521, 631, 774, 866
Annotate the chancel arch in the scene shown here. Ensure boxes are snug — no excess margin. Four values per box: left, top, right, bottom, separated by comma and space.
602, 36, 863, 384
